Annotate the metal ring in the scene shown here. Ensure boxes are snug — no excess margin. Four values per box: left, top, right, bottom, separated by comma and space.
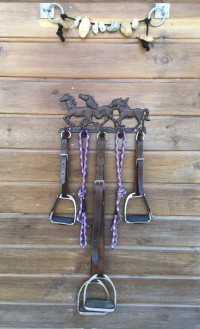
67, 131, 72, 138
47, 2, 64, 24
61, 130, 71, 138
148, 6, 167, 27
97, 131, 108, 140
136, 131, 145, 141
117, 130, 124, 139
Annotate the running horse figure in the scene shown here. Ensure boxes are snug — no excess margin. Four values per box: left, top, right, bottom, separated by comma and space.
111, 97, 150, 128
60, 93, 118, 127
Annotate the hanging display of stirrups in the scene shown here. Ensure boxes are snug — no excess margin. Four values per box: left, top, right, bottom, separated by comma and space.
41, 2, 169, 51
48, 93, 152, 315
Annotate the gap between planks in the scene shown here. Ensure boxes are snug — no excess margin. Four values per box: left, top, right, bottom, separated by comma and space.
1, 77, 200, 82
0, 244, 198, 252
0, 273, 200, 280
1, 149, 200, 154
0, 182, 199, 188
1, 74, 200, 81
0, 214, 199, 221
0, 301, 199, 308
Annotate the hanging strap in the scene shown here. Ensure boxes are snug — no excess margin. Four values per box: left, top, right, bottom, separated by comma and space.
48, 130, 77, 225
135, 131, 145, 196
77, 130, 90, 248
124, 130, 152, 223
77, 132, 117, 315
60, 130, 70, 197
111, 131, 127, 248
91, 132, 106, 277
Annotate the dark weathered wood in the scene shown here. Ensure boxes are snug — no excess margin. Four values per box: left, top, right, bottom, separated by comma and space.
0, 304, 200, 329
0, 276, 200, 305
0, 184, 199, 216
1, 42, 200, 78
0, 216, 200, 248
0, 248, 200, 275
1, 79, 200, 116
1, 116, 200, 151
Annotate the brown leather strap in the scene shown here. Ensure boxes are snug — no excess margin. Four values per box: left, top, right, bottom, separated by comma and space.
134, 132, 144, 196
61, 131, 70, 197
91, 133, 106, 277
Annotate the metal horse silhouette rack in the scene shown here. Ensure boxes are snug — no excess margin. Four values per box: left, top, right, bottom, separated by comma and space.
49, 93, 152, 315
59, 93, 150, 133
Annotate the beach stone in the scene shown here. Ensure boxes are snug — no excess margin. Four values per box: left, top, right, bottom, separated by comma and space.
74, 16, 81, 28
107, 20, 120, 32
140, 34, 154, 42
79, 17, 91, 38
99, 22, 106, 32
120, 20, 132, 37
131, 17, 139, 30
92, 21, 99, 35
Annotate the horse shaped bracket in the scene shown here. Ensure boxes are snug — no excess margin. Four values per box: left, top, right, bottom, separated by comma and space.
60, 93, 150, 133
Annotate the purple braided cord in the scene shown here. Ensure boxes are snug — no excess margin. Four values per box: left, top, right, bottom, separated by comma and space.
77, 130, 90, 248
111, 131, 127, 248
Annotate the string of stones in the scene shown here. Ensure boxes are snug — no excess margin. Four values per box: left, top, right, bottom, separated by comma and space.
56, 13, 153, 51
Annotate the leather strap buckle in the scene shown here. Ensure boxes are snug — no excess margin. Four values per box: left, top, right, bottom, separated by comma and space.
48, 194, 77, 225
124, 193, 152, 223
94, 180, 105, 189
77, 274, 117, 315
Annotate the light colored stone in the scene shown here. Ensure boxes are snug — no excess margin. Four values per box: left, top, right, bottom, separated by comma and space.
131, 17, 139, 30
79, 17, 91, 38
74, 16, 81, 28
92, 21, 99, 35
140, 34, 154, 42
107, 20, 120, 32
57, 18, 69, 29
120, 20, 132, 37
99, 22, 106, 33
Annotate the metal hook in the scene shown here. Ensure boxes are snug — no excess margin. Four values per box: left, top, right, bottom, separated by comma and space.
47, 2, 64, 24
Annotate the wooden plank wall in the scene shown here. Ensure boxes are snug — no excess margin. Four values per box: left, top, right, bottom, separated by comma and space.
0, 2, 200, 328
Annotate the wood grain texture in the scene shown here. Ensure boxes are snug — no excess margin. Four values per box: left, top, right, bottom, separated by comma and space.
0, 216, 200, 248
1, 116, 200, 151
1, 42, 200, 78
0, 305, 200, 329
1, 3, 200, 39
0, 184, 199, 216
1, 0, 200, 326
0, 276, 200, 305
1, 78, 200, 116
0, 248, 200, 276
0, 151, 200, 184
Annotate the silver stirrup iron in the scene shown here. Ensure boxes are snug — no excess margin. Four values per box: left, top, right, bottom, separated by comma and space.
77, 274, 117, 315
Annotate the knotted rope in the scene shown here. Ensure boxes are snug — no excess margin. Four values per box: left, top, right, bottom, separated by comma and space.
111, 131, 127, 248
77, 130, 90, 248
